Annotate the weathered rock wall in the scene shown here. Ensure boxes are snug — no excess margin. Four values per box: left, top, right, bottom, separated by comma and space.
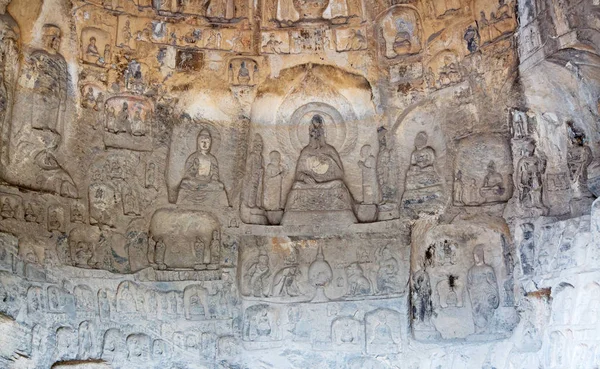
0, 0, 598, 368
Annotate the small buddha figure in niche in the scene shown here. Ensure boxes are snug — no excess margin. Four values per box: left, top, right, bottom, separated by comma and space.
467, 245, 499, 333
130, 109, 145, 136
208, 230, 220, 266
480, 160, 505, 200
408, 132, 435, 174
402, 131, 443, 210
238, 61, 251, 84
86, 36, 100, 57
0, 197, 14, 219
82, 87, 95, 109
180, 129, 224, 191
25, 203, 37, 222
371, 315, 394, 344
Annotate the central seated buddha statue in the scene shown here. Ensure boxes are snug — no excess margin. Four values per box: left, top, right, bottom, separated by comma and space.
282, 115, 357, 225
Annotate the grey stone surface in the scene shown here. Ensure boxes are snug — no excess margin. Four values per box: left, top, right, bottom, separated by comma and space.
0, 0, 598, 368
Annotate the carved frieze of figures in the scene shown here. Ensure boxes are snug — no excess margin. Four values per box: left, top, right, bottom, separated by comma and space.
103, 96, 153, 151
430, 0, 461, 18
476, 0, 517, 46
115, 14, 252, 53
377, 6, 423, 59
334, 27, 368, 52
425, 50, 463, 90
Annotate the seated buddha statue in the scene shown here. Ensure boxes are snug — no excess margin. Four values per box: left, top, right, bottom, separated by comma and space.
282, 114, 356, 225
402, 131, 444, 212
177, 129, 228, 206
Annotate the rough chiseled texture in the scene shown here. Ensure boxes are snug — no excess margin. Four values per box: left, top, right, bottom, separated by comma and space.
0, 0, 598, 368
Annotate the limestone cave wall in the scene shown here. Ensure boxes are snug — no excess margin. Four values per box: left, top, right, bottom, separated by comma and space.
0, 0, 598, 368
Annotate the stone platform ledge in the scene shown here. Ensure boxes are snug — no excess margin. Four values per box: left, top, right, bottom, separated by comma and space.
230, 217, 410, 237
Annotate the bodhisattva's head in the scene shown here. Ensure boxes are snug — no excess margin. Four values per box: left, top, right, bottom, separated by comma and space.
197, 129, 212, 153
42, 25, 61, 54
473, 245, 485, 265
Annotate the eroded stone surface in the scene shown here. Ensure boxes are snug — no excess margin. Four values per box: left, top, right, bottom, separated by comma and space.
0, 0, 598, 368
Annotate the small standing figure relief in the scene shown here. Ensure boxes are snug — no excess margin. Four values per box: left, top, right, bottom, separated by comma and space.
193, 237, 206, 270
208, 230, 220, 267
116, 102, 130, 134
271, 247, 301, 298
245, 250, 271, 298
154, 237, 167, 270
467, 245, 499, 333
412, 257, 432, 325
567, 126, 593, 199
358, 144, 381, 205
263, 151, 285, 211
517, 142, 547, 212
519, 223, 535, 276
0, 197, 14, 219
376, 245, 403, 294
454, 170, 464, 205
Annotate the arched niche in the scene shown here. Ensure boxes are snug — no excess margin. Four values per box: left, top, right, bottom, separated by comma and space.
250, 64, 376, 200
376, 5, 424, 59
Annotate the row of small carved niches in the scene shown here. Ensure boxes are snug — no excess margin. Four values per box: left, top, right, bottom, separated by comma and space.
0, 266, 240, 368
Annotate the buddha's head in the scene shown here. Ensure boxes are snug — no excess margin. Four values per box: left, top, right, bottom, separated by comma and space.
42, 25, 62, 54
309, 114, 325, 147
197, 129, 212, 153
414, 131, 428, 150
